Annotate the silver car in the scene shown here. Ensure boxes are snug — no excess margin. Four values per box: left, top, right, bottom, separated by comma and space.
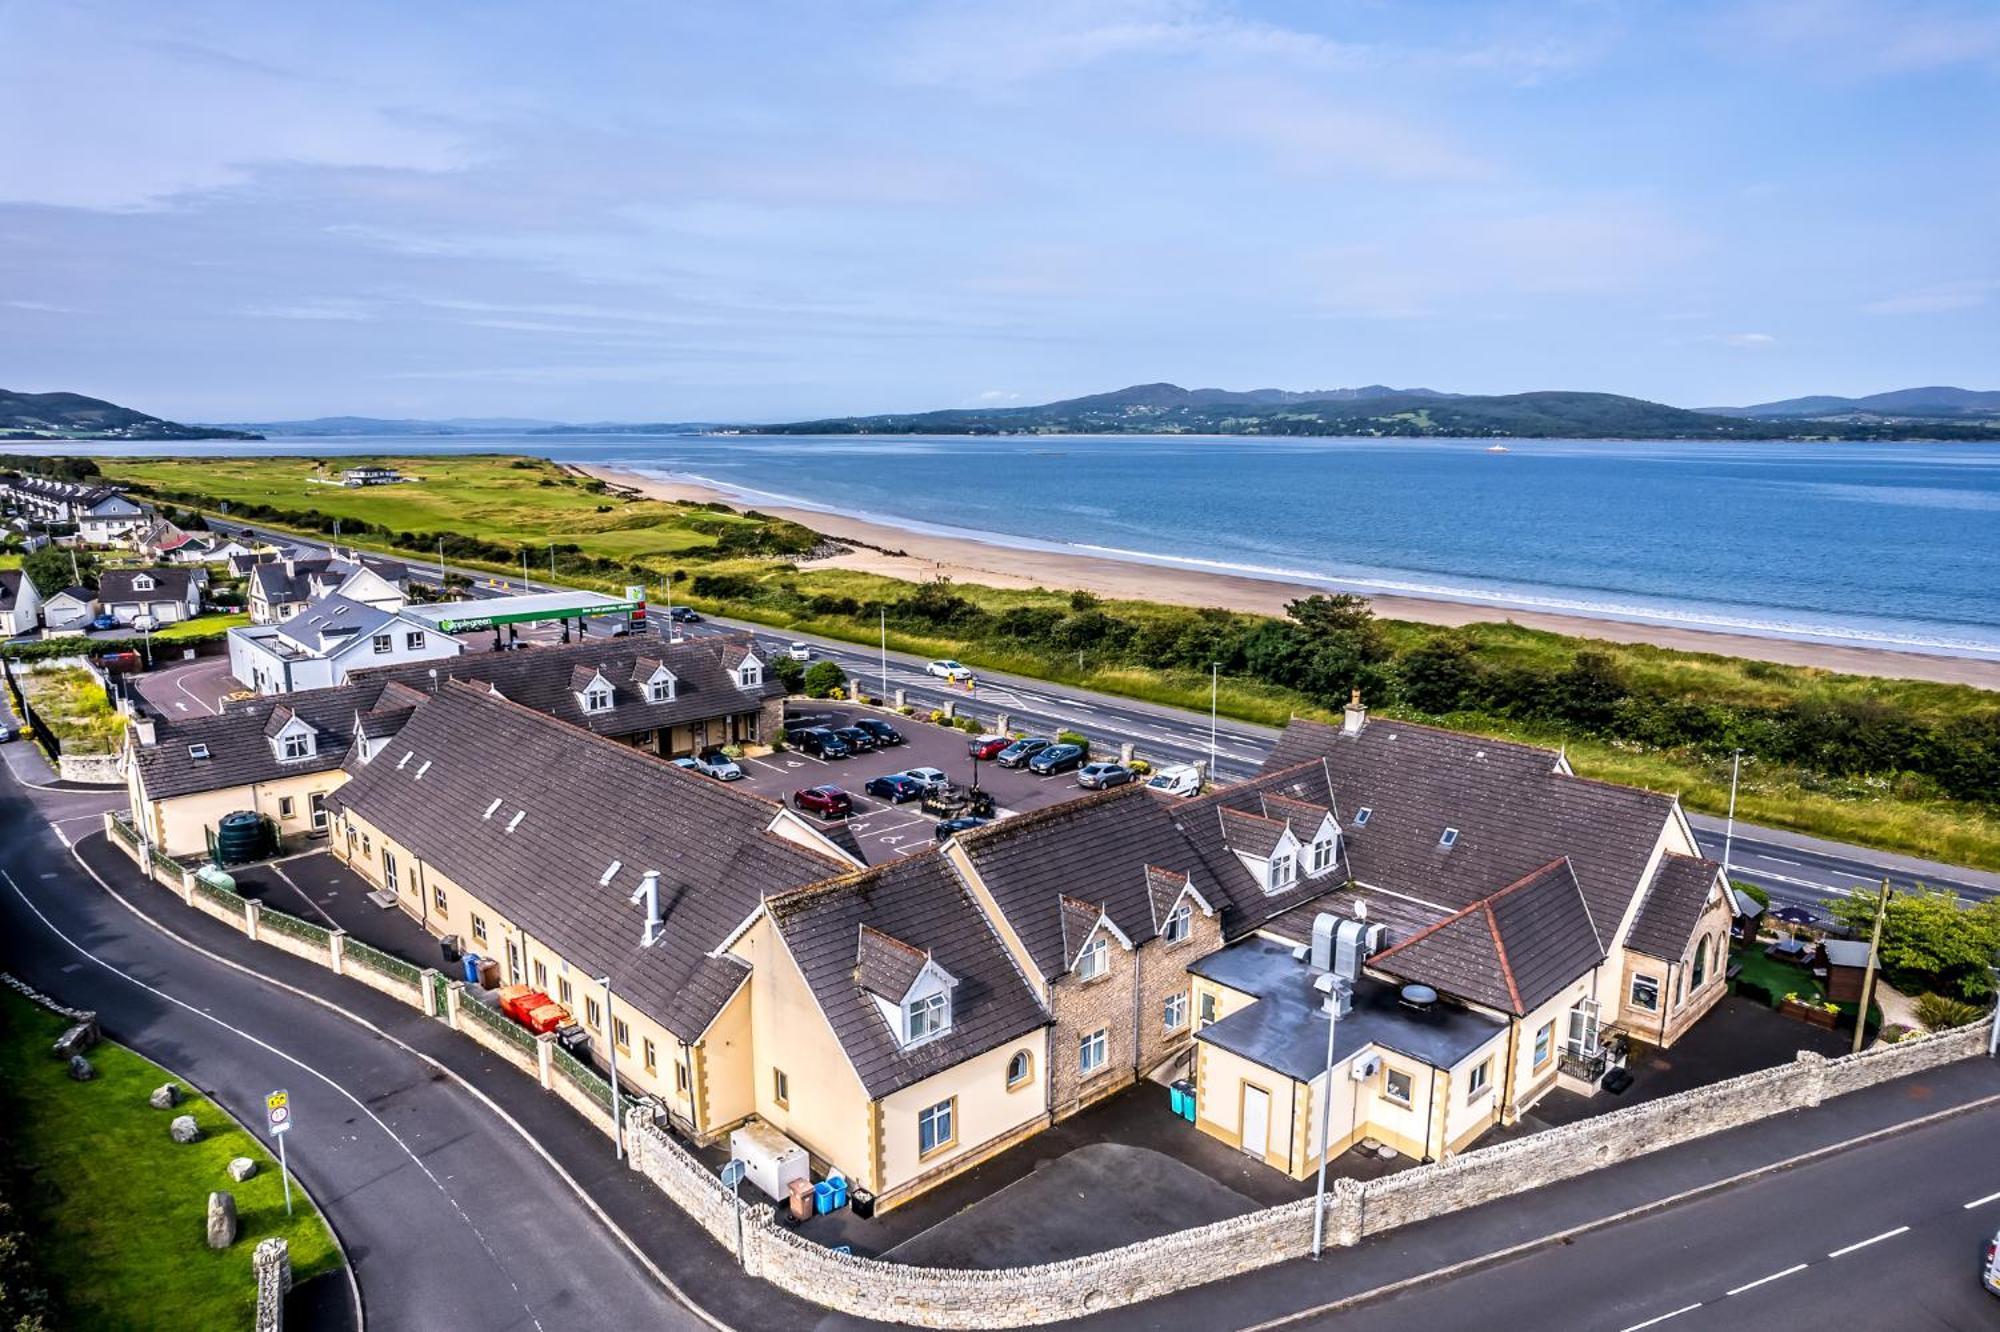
1077, 762, 1134, 790
690, 748, 745, 781
902, 766, 950, 792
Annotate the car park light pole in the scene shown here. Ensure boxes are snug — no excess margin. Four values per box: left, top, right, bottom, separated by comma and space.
597, 974, 624, 1160
1721, 749, 1742, 883
1311, 974, 1350, 1260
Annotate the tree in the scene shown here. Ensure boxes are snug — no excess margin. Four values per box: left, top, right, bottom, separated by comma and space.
772, 656, 807, 695
802, 659, 848, 698
1829, 887, 2000, 1000
1551, 651, 1627, 728
1284, 594, 1391, 703
1399, 634, 1481, 714
21, 544, 95, 595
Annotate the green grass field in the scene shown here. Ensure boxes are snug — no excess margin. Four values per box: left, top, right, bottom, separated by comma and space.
151, 611, 249, 641
0, 990, 342, 1328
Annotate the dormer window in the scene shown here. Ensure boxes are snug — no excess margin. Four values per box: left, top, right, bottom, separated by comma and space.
1162, 901, 1192, 944
583, 686, 612, 713
906, 991, 949, 1043
278, 730, 313, 761
132, 574, 153, 591
1308, 831, 1337, 876
1075, 934, 1109, 981
736, 659, 762, 689
1267, 852, 1296, 890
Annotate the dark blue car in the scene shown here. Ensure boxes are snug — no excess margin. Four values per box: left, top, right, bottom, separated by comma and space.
865, 773, 924, 803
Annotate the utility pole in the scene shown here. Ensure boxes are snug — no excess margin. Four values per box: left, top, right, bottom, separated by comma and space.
598, 974, 624, 1160
1853, 879, 1891, 1055
520, 548, 528, 588
880, 607, 888, 704
1311, 977, 1349, 1259
1209, 663, 1219, 780
436, 537, 445, 588
1721, 749, 1742, 884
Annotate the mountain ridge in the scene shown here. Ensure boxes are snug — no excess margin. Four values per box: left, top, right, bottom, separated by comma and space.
0, 388, 259, 441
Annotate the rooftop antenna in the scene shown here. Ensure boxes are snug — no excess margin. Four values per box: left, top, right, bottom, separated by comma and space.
631, 869, 662, 947
427, 667, 439, 693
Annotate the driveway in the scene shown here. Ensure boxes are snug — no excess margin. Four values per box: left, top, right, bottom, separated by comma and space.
130, 654, 239, 718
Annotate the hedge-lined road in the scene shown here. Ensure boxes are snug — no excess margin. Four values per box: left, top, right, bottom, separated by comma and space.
221, 521, 2000, 923
0, 769, 715, 1330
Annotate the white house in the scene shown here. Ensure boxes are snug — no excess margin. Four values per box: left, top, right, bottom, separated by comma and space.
229, 592, 462, 694
0, 569, 42, 636
1, 475, 151, 545
248, 553, 409, 625
39, 586, 96, 633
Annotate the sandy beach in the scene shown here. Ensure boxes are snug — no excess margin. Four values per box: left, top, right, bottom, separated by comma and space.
579, 463, 2000, 690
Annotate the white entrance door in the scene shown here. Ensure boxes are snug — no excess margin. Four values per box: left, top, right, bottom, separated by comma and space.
1240, 1085, 1271, 1160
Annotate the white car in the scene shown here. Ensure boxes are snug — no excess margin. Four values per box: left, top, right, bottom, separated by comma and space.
902, 766, 950, 792
787, 642, 812, 661
927, 659, 971, 681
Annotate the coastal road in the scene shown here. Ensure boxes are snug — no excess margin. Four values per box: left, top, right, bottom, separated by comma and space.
1299, 1096, 2000, 1332
222, 522, 2000, 923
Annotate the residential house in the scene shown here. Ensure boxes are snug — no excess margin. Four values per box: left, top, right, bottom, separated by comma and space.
0, 568, 42, 636
97, 567, 207, 626
0, 474, 151, 545
38, 585, 96, 633
325, 681, 861, 1140
350, 632, 785, 757
341, 466, 401, 486
228, 593, 462, 693
247, 552, 409, 624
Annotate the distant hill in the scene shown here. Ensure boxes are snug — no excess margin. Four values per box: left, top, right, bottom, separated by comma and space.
1706, 386, 2000, 422
747, 383, 2000, 441
210, 415, 566, 436
0, 388, 259, 441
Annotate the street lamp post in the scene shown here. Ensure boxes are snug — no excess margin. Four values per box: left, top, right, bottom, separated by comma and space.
1721, 749, 1742, 883
596, 974, 624, 1160
1209, 663, 1219, 781
1311, 975, 1350, 1259
880, 607, 889, 704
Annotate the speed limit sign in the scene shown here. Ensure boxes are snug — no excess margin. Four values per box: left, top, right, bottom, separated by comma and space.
266, 1089, 291, 1135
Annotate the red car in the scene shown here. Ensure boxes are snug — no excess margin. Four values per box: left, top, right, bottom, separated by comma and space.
967, 734, 1010, 761
792, 785, 853, 820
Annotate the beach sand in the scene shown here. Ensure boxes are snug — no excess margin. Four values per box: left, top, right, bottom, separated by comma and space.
578, 463, 2000, 690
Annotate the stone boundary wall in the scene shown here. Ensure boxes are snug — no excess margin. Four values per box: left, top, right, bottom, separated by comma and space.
56, 751, 125, 785
0, 970, 96, 1023
341, 954, 423, 1004
547, 1058, 617, 1137
86, 813, 2000, 1328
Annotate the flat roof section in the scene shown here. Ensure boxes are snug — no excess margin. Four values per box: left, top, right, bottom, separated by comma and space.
1193, 936, 1503, 1084
408, 589, 637, 632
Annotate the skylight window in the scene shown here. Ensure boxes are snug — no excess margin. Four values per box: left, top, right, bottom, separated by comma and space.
483, 798, 502, 820
1440, 827, 1460, 849
1353, 807, 1371, 826
188, 743, 210, 760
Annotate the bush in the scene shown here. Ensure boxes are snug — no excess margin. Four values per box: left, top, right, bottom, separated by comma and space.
1732, 880, 1771, 910
1878, 1023, 1914, 1043
927, 709, 947, 724
1913, 992, 1985, 1030
802, 660, 848, 698
1734, 979, 1773, 1007
954, 716, 980, 734
773, 656, 806, 694
1129, 758, 1152, 775
1057, 729, 1089, 748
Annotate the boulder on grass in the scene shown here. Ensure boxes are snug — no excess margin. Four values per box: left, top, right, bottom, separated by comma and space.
226, 1157, 258, 1182
169, 1114, 201, 1144
67, 1055, 95, 1082
149, 1083, 180, 1110
52, 1018, 99, 1059
206, 1191, 238, 1250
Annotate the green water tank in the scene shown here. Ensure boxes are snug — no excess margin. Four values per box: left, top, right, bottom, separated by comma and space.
214, 810, 272, 865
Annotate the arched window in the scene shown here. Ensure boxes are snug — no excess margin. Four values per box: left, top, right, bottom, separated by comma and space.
1005, 1050, 1032, 1090
1692, 936, 1710, 989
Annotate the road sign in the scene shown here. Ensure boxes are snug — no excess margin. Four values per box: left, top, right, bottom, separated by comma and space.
265, 1089, 291, 1135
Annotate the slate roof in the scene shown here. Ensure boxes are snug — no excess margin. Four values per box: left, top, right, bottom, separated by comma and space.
132, 681, 382, 799
855, 924, 930, 1001
1218, 806, 1288, 859
98, 567, 199, 604
1144, 865, 1189, 931
767, 851, 1049, 1098
1369, 859, 1606, 1015
348, 633, 782, 740
250, 559, 330, 605
1059, 895, 1111, 967
0, 569, 32, 613
1625, 853, 1725, 961
1256, 715, 1678, 936
332, 681, 852, 1040
274, 594, 405, 654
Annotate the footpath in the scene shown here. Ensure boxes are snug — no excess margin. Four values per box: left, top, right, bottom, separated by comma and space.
70, 830, 2000, 1332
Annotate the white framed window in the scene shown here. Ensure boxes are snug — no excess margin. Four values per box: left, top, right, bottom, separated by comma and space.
470, 913, 488, 943
1534, 1021, 1554, 1069
1163, 992, 1188, 1031
372, 632, 392, 654
1162, 902, 1192, 944
1006, 1050, 1032, 1089
1267, 853, 1295, 890
281, 731, 310, 760
1198, 991, 1217, 1026
613, 1017, 631, 1053
1567, 999, 1601, 1056
585, 996, 601, 1029
918, 1098, 955, 1156
1383, 1067, 1413, 1106
1468, 1058, 1491, 1099
432, 882, 447, 912
1309, 836, 1336, 875
1630, 975, 1661, 1012
906, 991, 949, 1043
406, 630, 426, 651
1074, 934, 1109, 981
643, 1039, 657, 1075
737, 663, 762, 688
533, 960, 548, 988
647, 679, 672, 704
382, 850, 398, 892
1078, 1028, 1108, 1076
584, 687, 612, 713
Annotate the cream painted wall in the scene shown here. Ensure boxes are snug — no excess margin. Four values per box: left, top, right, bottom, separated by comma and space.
137, 765, 345, 859
878, 1038, 1048, 1196
1193, 1041, 1296, 1173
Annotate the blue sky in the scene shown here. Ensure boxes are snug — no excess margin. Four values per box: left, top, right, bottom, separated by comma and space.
2, 0, 1995, 422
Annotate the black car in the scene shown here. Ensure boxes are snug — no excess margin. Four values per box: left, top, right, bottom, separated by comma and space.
667, 606, 702, 623
833, 726, 878, 753
865, 773, 925, 803
792, 727, 851, 759
996, 736, 1051, 768
1028, 742, 1086, 775
853, 718, 903, 746
933, 815, 989, 842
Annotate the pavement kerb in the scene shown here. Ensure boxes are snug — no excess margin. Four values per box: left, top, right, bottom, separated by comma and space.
58, 833, 737, 1332
1239, 1082, 2000, 1332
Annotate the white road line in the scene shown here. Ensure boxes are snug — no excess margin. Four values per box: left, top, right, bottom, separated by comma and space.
48, 823, 71, 849
1764, 856, 1803, 867
1964, 1190, 2000, 1209
1725, 1263, 1808, 1296
175, 670, 219, 716
1827, 1225, 1907, 1258
1619, 1303, 1703, 1332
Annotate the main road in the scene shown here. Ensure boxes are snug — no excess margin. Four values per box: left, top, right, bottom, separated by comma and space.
229, 522, 2000, 923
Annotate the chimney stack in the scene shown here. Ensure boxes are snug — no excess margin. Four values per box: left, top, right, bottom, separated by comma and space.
1343, 687, 1367, 735
132, 716, 157, 747
631, 869, 663, 947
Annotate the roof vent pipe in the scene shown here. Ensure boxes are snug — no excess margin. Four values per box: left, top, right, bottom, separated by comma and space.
632, 869, 662, 947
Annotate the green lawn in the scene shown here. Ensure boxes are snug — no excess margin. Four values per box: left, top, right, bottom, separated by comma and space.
1732, 945, 1824, 1005
0, 990, 342, 1328
153, 611, 249, 641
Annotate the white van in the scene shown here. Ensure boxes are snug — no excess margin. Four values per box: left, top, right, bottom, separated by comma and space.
1144, 764, 1202, 798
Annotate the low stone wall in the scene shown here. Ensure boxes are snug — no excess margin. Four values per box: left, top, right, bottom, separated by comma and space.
1822, 1021, 1990, 1096
56, 751, 124, 785
253, 1237, 290, 1332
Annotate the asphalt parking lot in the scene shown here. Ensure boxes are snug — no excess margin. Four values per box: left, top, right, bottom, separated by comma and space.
737, 702, 1110, 863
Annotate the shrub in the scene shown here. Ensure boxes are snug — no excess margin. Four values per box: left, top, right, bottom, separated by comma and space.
1914, 992, 1985, 1030
802, 659, 848, 698
1056, 729, 1089, 748
954, 716, 980, 734
927, 709, 947, 725
1878, 1023, 1914, 1043
1734, 980, 1773, 1007
897, 705, 915, 716
1129, 758, 1152, 775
